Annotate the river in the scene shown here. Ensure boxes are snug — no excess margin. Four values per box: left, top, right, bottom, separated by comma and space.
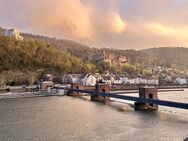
0, 89, 188, 141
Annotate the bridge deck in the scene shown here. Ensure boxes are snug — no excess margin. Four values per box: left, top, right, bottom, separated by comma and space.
65, 88, 188, 110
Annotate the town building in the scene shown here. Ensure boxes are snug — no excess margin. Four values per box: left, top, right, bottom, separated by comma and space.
101, 75, 112, 85
66, 74, 82, 84
112, 75, 122, 84
80, 74, 97, 86
94, 73, 102, 82
40, 81, 54, 91
175, 76, 188, 85
119, 75, 129, 84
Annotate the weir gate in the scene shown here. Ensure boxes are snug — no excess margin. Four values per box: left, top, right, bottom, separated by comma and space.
56, 83, 188, 110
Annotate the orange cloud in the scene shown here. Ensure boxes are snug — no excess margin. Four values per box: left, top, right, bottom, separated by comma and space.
145, 22, 188, 39
1, 0, 188, 49
19, 0, 95, 40
109, 12, 126, 34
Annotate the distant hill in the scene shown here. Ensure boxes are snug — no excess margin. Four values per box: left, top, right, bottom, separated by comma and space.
142, 47, 188, 68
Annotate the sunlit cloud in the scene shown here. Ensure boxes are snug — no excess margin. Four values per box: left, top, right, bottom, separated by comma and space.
145, 22, 188, 39
19, 0, 95, 40
1, 0, 188, 49
109, 12, 126, 34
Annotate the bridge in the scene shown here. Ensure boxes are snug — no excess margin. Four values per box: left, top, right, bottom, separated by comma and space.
56, 83, 188, 110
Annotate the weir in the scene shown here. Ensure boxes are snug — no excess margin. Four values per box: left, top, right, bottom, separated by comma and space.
56, 83, 188, 110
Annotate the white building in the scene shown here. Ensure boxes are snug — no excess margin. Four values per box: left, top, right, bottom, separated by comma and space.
141, 77, 147, 84
164, 75, 173, 83
175, 76, 187, 85
119, 75, 129, 84
94, 73, 102, 82
135, 77, 142, 84
112, 75, 122, 84
80, 74, 96, 86
146, 76, 159, 85
102, 75, 112, 85
66, 74, 81, 83
129, 77, 136, 84
40, 81, 54, 91
128, 75, 159, 85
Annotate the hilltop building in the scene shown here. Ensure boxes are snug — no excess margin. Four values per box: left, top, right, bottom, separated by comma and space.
175, 76, 188, 85
0, 27, 23, 41
89, 50, 127, 67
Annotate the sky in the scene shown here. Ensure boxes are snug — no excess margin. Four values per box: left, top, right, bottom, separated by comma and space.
1, 0, 188, 49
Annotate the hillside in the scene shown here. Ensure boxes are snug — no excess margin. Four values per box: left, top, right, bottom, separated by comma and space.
1, 29, 155, 75
142, 47, 188, 68
23, 33, 182, 71
2, 27, 188, 71
0, 36, 96, 83
1, 27, 188, 85
21, 33, 157, 66
21, 33, 94, 60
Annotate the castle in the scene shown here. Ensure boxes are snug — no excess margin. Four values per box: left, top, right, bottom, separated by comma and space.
89, 50, 127, 67
102, 51, 127, 67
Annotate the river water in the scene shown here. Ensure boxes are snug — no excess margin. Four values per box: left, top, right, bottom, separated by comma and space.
0, 89, 188, 141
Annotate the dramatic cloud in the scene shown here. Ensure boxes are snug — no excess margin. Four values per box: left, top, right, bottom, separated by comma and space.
145, 23, 188, 38
1, 0, 188, 49
108, 12, 126, 34
19, 0, 95, 40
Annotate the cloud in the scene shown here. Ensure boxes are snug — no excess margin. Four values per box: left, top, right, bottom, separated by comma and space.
20, 0, 95, 40
1, 0, 188, 49
145, 22, 188, 42
109, 12, 126, 34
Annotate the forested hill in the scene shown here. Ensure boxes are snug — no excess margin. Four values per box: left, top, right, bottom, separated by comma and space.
21, 33, 94, 60
0, 31, 158, 76
1, 28, 187, 84
142, 47, 188, 68
21, 33, 156, 66
0, 36, 96, 74
21, 33, 188, 69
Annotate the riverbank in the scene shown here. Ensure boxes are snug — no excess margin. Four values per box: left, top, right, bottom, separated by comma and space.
0, 92, 45, 100
0, 90, 66, 100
